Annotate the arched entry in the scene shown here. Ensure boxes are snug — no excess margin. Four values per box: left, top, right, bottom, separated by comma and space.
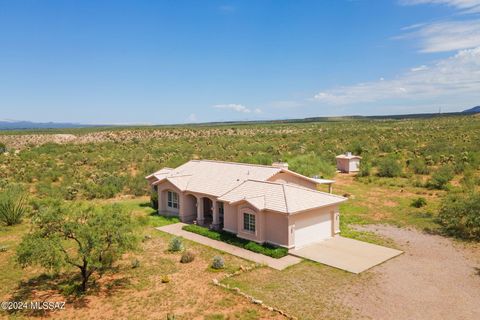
183, 194, 198, 223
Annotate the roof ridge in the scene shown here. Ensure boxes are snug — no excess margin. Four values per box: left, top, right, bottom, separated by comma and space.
193, 159, 282, 170
284, 183, 347, 199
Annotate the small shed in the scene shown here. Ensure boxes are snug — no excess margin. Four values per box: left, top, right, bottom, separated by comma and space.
336, 152, 361, 173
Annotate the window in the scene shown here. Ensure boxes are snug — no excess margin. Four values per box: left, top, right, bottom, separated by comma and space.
167, 191, 179, 209
218, 202, 224, 216
243, 212, 255, 232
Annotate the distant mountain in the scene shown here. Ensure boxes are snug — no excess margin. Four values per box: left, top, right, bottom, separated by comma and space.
0, 120, 93, 130
462, 106, 480, 114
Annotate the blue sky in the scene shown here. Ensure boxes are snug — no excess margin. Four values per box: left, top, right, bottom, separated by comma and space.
1, 0, 479, 124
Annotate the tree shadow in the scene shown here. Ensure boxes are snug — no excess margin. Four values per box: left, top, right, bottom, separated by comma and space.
474, 267, 480, 277
6, 270, 131, 317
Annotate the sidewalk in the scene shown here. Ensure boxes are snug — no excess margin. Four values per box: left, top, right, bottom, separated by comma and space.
156, 223, 302, 270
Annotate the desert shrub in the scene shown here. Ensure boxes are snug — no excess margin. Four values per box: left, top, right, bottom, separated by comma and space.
0, 245, 9, 252
150, 188, 158, 210
0, 185, 29, 226
427, 166, 454, 190
161, 275, 170, 283
377, 157, 402, 177
436, 192, 480, 240
168, 237, 184, 252
131, 258, 141, 269
410, 197, 427, 208
180, 250, 195, 263
410, 158, 430, 175
0, 142, 6, 153
211, 256, 225, 269
357, 161, 371, 177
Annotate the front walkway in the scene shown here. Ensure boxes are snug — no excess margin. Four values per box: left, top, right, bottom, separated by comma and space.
156, 223, 302, 270
289, 236, 403, 273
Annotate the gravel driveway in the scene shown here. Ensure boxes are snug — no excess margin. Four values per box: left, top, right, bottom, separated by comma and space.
342, 225, 480, 320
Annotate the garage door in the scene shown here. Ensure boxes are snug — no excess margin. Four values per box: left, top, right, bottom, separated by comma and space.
294, 212, 332, 248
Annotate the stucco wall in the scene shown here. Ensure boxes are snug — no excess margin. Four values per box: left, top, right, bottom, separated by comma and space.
264, 210, 289, 247
336, 158, 349, 173
156, 180, 181, 216
223, 203, 238, 233
268, 172, 317, 190
349, 158, 360, 172
236, 205, 265, 242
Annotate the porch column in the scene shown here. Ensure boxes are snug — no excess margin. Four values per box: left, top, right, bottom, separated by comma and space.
212, 201, 219, 229
328, 183, 333, 194
197, 197, 204, 225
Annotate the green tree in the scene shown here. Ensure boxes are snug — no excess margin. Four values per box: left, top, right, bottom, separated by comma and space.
437, 192, 480, 240
17, 203, 138, 292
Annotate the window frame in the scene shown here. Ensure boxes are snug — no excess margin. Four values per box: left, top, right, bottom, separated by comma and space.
243, 212, 256, 233
167, 191, 179, 209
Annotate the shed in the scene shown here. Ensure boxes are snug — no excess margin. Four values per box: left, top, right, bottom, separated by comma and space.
336, 152, 361, 173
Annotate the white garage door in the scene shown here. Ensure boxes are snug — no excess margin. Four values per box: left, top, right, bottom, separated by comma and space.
294, 212, 332, 248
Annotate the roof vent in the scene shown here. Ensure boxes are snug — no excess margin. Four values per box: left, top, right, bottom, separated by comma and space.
272, 162, 289, 169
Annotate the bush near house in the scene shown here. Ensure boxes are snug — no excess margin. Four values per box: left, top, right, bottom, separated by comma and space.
436, 192, 480, 240
168, 237, 184, 252
211, 256, 225, 269
182, 224, 288, 258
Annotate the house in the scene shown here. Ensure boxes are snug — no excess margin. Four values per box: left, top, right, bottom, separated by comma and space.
146, 160, 347, 249
336, 152, 361, 173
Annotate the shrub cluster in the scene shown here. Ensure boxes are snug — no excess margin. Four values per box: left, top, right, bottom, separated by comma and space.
183, 224, 288, 258
436, 192, 480, 240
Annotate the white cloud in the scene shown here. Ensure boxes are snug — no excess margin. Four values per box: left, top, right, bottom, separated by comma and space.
313, 47, 480, 105
411, 65, 429, 72
187, 113, 197, 122
397, 19, 480, 52
400, 0, 480, 13
213, 104, 262, 114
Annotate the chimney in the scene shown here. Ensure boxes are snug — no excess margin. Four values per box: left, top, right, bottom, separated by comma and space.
272, 162, 289, 169
345, 152, 352, 157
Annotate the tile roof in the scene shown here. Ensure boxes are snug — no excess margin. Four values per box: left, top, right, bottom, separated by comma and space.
218, 180, 346, 214
150, 160, 282, 197
148, 160, 346, 214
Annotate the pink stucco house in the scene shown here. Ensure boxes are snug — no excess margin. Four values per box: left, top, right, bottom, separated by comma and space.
146, 160, 347, 249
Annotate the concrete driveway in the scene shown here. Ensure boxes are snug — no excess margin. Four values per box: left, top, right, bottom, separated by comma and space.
289, 236, 403, 273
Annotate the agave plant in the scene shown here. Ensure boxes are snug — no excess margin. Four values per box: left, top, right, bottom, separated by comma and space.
0, 187, 28, 226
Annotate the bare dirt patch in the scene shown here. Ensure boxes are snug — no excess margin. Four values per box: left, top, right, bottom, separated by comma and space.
342, 225, 480, 320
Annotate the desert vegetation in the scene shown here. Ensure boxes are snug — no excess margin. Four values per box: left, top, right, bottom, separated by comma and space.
0, 115, 479, 319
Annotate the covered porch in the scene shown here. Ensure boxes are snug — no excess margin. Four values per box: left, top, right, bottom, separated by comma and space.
183, 193, 224, 230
